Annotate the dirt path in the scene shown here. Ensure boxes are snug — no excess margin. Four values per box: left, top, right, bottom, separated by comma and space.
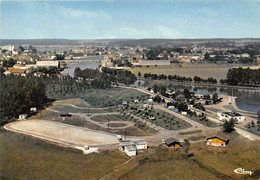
65, 104, 111, 110
75, 112, 134, 130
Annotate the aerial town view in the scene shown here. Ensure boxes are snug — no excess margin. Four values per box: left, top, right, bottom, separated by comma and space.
0, 0, 260, 179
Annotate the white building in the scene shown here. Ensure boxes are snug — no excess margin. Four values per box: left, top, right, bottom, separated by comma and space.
217, 112, 245, 122
125, 146, 136, 156
19, 114, 27, 120
135, 142, 148, 150
168, 106, 175, 109
36, 61, 59, 68
241, 53, 250, 58
118, 141, 147, 156
0, 45, 14, 52
30, 107, 37, 112
181, 111, 187, 115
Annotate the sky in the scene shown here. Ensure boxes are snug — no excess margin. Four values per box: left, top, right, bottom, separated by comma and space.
1, 0, 260, 39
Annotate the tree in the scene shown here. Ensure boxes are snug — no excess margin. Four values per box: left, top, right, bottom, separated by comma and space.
183, 89, 191, 99
223, 119, 235, 132
183, 139, 190, 158
212, 93, 218, 103
18, 45, 25, 52
138, 71, 142, 78
204, 52, 210, 61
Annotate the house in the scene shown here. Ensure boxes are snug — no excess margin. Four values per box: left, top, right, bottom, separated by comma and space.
241, 53, 250, 58
149, 115, 156, 120
4, 68, 27, 76
118, 141, 136, 156
118, 141, 147, 156
30, 107, 37, 112
188, 105, 193, 110
181, 111, 187, 115
162, 138, 182, 148
13, 64, 29, 70
122, 101, 128, 105
19, 114, 27, 120
125, 146, 136, 156
168, 106, 175, 109
134, 99, 139, 103
217, 111, 245, 122
148, 98, 153, 102
59, 112, 72, 120
206, 132, 230, 147
135, 142, 148, 150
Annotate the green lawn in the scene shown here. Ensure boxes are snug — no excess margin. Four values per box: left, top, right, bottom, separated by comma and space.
1, 129, 259, 180
83, 88, 147, 107
91, 114, 126, 122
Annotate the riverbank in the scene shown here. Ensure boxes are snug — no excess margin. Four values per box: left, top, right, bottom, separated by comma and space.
138, 77, 260, 90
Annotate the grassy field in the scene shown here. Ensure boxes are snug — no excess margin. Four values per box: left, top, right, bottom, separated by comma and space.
47, 87, 147, 108
188, 115, 219, 127
120, 136, 260, 180
0, 129, 128, 180
130, 63, 246, 81
109, 123, 128, 127
91, 114, 126, 122
128, 105, 192, 130
1, 129, 259, 179
83, 88, 147, 107
54, 98, 91, 107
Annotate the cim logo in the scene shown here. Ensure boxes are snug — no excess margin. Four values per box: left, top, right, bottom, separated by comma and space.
234, 168, 253, 175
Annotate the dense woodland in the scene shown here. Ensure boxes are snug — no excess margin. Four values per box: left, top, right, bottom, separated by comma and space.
220, 68, 260, 86
0, 74, 47, 124
74, 67, 137, 86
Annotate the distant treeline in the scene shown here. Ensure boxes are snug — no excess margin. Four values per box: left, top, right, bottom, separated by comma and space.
0, 74, 47, 124
143, 72, 217, 84
220, 68, 260, 86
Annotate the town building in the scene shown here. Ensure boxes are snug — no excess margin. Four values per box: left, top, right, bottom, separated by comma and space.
4, 68, 27, 76
36, 61, 60, 68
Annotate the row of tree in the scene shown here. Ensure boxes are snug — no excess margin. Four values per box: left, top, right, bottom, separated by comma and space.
143, 72, 217, 84
220, 68, 260, 86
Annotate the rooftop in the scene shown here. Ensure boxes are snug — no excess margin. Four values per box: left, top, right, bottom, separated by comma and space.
207, 132, 230, 142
